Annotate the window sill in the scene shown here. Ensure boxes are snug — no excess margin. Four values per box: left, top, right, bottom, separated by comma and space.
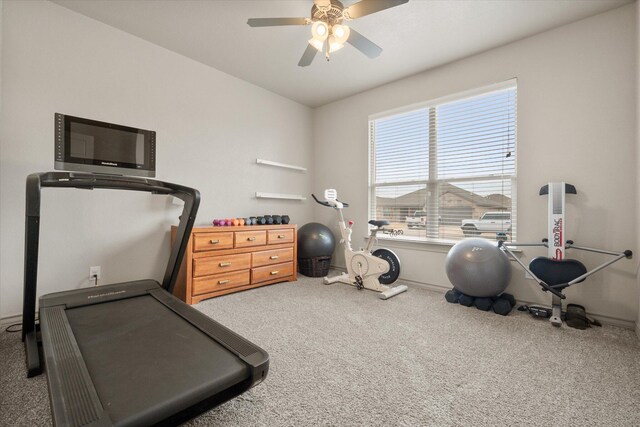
369, 235, 522, 254
368, 235, 455, 253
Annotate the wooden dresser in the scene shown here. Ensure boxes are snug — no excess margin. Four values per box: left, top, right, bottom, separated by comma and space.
171, 224, 297, 304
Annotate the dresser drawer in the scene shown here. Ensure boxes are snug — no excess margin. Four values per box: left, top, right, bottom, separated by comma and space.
193, 253, 251, 277
252, 247, 294, 267
193, 232, 234, 252
267, 228, 294, 245
235, 230, 267, 248
193, 270, 250, 296
252, 262, 294, 283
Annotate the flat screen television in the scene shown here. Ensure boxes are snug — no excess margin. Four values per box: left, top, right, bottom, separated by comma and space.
55, 113, 156, 177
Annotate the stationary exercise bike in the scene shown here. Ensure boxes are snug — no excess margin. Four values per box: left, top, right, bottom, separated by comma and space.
312, 189, 408, 300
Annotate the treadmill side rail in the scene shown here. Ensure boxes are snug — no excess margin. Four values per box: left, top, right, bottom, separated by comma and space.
151, 288, 269, 387
39, 305, 110, 426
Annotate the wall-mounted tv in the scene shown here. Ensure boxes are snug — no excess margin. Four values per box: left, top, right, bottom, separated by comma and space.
55, 113, 156, 177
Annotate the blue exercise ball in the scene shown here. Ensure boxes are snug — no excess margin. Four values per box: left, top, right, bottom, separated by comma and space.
445, 238, 512, 297
297, 222, 335, 258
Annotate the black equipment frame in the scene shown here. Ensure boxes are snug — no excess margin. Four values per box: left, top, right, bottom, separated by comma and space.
22, 172, 198, 372
21, 172, 269, 426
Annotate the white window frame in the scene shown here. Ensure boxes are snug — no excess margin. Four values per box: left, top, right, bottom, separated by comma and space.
368, 79, 517, 244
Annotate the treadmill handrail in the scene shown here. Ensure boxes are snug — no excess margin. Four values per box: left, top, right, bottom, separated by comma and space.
22, 172, 200, 341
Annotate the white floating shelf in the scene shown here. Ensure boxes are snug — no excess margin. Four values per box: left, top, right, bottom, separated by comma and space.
255, 192, 307, 201
256, 158, 307, 172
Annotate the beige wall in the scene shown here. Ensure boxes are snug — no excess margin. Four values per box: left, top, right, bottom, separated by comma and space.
314, 4, 638, 326
0, 1, 314, 317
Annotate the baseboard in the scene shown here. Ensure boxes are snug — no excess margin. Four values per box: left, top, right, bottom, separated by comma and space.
396, 277, 451, 294
586, 313, 637, 330
1, 313, 22, 327
328, 264, 346, 273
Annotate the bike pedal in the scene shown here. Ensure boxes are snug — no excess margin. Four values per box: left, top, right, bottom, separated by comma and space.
355, 276, 364, 290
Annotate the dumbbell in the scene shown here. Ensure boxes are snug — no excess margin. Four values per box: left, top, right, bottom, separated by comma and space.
458, 293, 475, 307
263, 215, 274, 225
249, 217, 256, 225
474, 297, 494, 311
238, 218, 245, 226
272, 215, 282, 225
499, 293, 516, 308
256, 216, 267, 225
493, 293, 516, 316
281, 215, 290, 224
445, 289, 463, 304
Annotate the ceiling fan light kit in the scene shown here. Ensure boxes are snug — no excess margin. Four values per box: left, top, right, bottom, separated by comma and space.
311, 20, 329, 40
247, 0, 409, 67
332, 24, 349, 40
328, 36, 345, 53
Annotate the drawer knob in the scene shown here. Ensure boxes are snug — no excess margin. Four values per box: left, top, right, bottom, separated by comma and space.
210, 239, 220, 244
277, 234, 285, 239
218, 279, 230, 285
247, 237, 256, 241
270, 255, 279, 260
270, 270, 279, 275
219, 262, 232, 267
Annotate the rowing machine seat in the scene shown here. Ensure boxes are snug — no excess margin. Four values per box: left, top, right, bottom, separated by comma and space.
529, 257, 587, 290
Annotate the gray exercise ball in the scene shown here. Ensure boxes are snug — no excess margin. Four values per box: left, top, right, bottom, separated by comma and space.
297, 222, 336, 258
445, 238, 512, 297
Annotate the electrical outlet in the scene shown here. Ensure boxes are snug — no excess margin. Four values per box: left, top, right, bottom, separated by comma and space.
89, 266, 101, 280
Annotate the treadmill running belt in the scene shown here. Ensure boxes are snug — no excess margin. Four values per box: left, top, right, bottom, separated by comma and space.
63, 294, 247, 426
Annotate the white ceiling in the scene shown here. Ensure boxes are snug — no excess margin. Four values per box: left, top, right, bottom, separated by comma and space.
52, 0, 631, 108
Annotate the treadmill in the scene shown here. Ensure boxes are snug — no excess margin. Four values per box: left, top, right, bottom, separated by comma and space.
22, 172, 269, 426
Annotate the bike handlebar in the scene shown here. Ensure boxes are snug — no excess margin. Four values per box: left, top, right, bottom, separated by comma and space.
311, 194, 330, 207
311, 194, 349, 208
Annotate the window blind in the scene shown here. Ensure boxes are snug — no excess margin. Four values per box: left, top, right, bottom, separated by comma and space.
369, 82, 517, 243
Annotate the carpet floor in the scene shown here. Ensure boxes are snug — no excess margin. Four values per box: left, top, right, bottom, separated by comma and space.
1, 274, 639, 426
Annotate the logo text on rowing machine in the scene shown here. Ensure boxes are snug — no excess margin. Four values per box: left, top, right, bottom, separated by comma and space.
552, 217, 563, 260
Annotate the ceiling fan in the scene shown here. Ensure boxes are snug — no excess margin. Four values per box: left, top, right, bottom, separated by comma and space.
247, 0, 409, 67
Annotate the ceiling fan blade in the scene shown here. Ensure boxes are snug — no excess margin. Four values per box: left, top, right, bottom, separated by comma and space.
344, 0, 409, 19
298, 44, 318, 67
247, 17, 308, 27
347, 28, 382, 58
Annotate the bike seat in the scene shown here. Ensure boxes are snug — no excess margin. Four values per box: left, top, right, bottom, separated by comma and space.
368, 220, 390, 227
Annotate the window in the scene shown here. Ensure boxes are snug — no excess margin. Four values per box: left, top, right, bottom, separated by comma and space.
369, 81, 517, 243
